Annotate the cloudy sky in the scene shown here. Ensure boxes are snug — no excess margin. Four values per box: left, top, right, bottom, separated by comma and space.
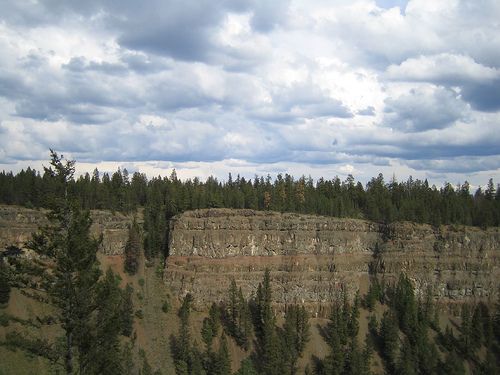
0, 0, 499, 187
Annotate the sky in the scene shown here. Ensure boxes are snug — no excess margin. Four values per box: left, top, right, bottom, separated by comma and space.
0, 0, 499, 188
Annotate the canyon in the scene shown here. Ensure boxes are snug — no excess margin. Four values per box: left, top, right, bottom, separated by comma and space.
166, 208, 500, 314
2, 205, 499, 316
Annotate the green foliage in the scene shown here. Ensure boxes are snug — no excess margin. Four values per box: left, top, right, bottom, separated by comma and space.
280, 304, 310, 374
363, 279, 383, 311
124, 219, 141, 274
224, 279, 252, 350
139, 348, 153, 375
0, 259, 10, 305
87, 268, 126, 374
235, 358, 258, 375
441, 350, 465, 375
161, 299, 171, 314
4, 153, 139, 373
380, 310, 399, 371
121, 283, 134, 337
143, 180, 167, 260
214, 334, 231, 375
2, 163, 499, 228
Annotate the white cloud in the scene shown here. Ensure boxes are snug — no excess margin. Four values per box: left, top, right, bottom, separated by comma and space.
386, 53, 500, 83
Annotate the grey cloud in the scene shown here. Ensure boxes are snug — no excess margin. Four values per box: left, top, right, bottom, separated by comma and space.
461, 80, 500, 112
384, 87, 466, 132
407, 156, 500, 174
252, 81, 352, 123
63, 57, 129, 76
120, 53, 171, 74
386, 54, 500, 112
358, 106, 375, 116
0, 54, 142, 123
250, 0, 289, 32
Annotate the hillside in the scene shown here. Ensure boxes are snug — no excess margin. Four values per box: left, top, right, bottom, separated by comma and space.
1, 205, 499, 374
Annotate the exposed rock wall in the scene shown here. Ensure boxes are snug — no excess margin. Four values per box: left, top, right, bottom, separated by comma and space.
2, 205, 498, 315
166, 209, 500, 314
0, 205, 136, 256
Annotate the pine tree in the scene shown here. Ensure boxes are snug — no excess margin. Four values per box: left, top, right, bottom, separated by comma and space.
441, 350, 465, 375
24, 151, 102, 374
173, 293, 193, 373
144, 179, 166, 260
202, 317, 215, 350
7, 151, 131, 374
121, 283, 134, 337
281, 304, 310, 375
124, 219, 141, 274
87, 268, 125, 375
0, 259, 10, 305
380, 310, 399, 371
235, 358, 258, 375
254, 269, 280, 375
215, 334, 231, 375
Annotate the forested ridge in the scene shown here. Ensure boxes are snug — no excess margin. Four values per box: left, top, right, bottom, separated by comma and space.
1, 166, 499, 228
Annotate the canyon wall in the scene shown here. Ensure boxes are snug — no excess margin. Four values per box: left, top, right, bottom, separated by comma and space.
166, 209, 500, 314
2, 205, 499, 316
0, 205, 135, 256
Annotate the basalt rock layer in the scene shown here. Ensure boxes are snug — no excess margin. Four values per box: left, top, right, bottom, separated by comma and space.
0, 205, 135, 256
165, 209, 500, 314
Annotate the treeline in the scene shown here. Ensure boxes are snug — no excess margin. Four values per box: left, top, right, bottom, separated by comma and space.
2, 166, 500, 230
173, 270, 500, 374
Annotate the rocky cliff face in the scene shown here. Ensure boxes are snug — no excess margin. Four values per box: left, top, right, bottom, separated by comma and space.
0, 205, 135, 256
166, 209, 500, 314
2, 205, 498, 315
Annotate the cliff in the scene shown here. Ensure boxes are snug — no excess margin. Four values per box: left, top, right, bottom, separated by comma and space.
0, 205, 136, 256
2, 205, 498, 316
166, 209, 500, 314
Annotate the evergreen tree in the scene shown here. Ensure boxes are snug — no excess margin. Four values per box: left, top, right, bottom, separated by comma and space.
124, 218, 141, 274
235, 358, 258, 375
6, 151, 132, 374
26, 151, 102, 374
281, 304, 310, 375
88, 268, 125, 375
121, 283, 134, 337
173, 294, 193, 373
6, 151, 135, 375
214, 334, 231, 375
380, 310, 399, 371
254, 269, 280, 375
144, 179, 167, 260
440, 350, 465, 375
0, 259, 10, 305
202, 317, 215, 350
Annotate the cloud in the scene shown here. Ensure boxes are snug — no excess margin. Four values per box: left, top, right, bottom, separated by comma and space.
250, 0, 290, 32
383, 86, 467, 132
386, 53, 500, 111
386, 53, 500, 84
0, 0, 499, 185
251, 81, 352, 123
407, 155, 500, 174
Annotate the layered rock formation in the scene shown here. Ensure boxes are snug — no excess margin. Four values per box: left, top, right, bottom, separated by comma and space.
165, 209, 500, 314
0, 205, 135, 256
2, 205, 498, 315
